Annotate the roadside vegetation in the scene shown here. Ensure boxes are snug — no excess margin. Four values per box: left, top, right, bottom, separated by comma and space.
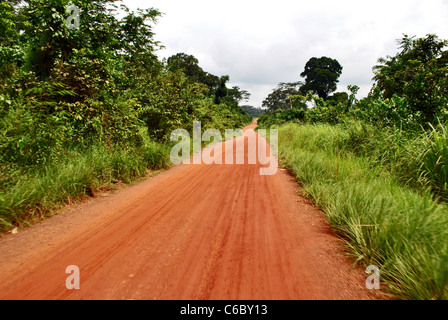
0, 0, 251, 233
258, 34, 448, 300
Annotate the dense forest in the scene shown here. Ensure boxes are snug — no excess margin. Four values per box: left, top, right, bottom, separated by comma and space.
0, 0, 251, 232
257, 34, 448, 300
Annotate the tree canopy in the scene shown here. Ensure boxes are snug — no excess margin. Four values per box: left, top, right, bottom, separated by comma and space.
167, 53, 220, 92
167, 53, 250, 108
373, 34, 448, 123
262, 82, 304, 111
300, 56, 343, 100
0, 0, 252, 165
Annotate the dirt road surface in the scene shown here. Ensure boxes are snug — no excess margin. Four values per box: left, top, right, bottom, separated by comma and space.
0, 121, 375, 300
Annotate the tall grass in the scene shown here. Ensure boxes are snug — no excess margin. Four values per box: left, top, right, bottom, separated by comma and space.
277, 122, 448, 300
419, 124, 448, 200
0, 141, 172, 234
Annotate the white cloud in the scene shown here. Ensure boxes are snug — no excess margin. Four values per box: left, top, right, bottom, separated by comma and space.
125, 0, 448, 108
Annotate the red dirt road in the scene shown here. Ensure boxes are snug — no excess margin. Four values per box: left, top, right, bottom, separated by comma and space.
0, 121, 375, 300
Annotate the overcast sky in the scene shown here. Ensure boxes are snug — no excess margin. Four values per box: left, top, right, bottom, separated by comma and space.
125, 0, 448, 108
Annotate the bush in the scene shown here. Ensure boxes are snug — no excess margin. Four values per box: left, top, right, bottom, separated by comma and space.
258, 108, 305, 127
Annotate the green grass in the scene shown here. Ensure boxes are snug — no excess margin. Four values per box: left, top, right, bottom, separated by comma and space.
0, 141, 172, 234
419, 124, 448, 200
276, 122, 448, 300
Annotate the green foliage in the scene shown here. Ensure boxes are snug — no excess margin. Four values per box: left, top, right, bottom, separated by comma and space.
166, 52, 251, 110
213, 75, 229, 104
137, 70, 203, 141
327, 92, 349, 107
195, 98, 252, 132
225, 85, 251, 107
0, 1, 25, 85
0, 0, 251, 155
0, 94, 144, 167
258, 108, 306, 127
262, 82, 304, 111
0, 95, 70, 167
353, 90, 424, 130
305, 100, 348, 125
167, 53, 220, 94
373, 34, 448, 123
259, 89, 352, 127
300, 56, 343, 100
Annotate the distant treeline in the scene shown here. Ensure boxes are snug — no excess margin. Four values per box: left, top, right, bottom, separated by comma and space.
241, 105, 266, 118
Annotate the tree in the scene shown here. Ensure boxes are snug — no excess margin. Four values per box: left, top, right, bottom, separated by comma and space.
167, 54, 251, 109
300, 57, 343, 100
373, 34, 448, 123
167, 53, 220, 94
3, 0, 164, 148
262, 82, 303, 111
167, 53, 203, 82
224, 86, 250, 106
13, 0, 162, 101
213, 75, 229, 104
0, 1, 25, 86
119, 6, 163, 77
347, 84, 360, 108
